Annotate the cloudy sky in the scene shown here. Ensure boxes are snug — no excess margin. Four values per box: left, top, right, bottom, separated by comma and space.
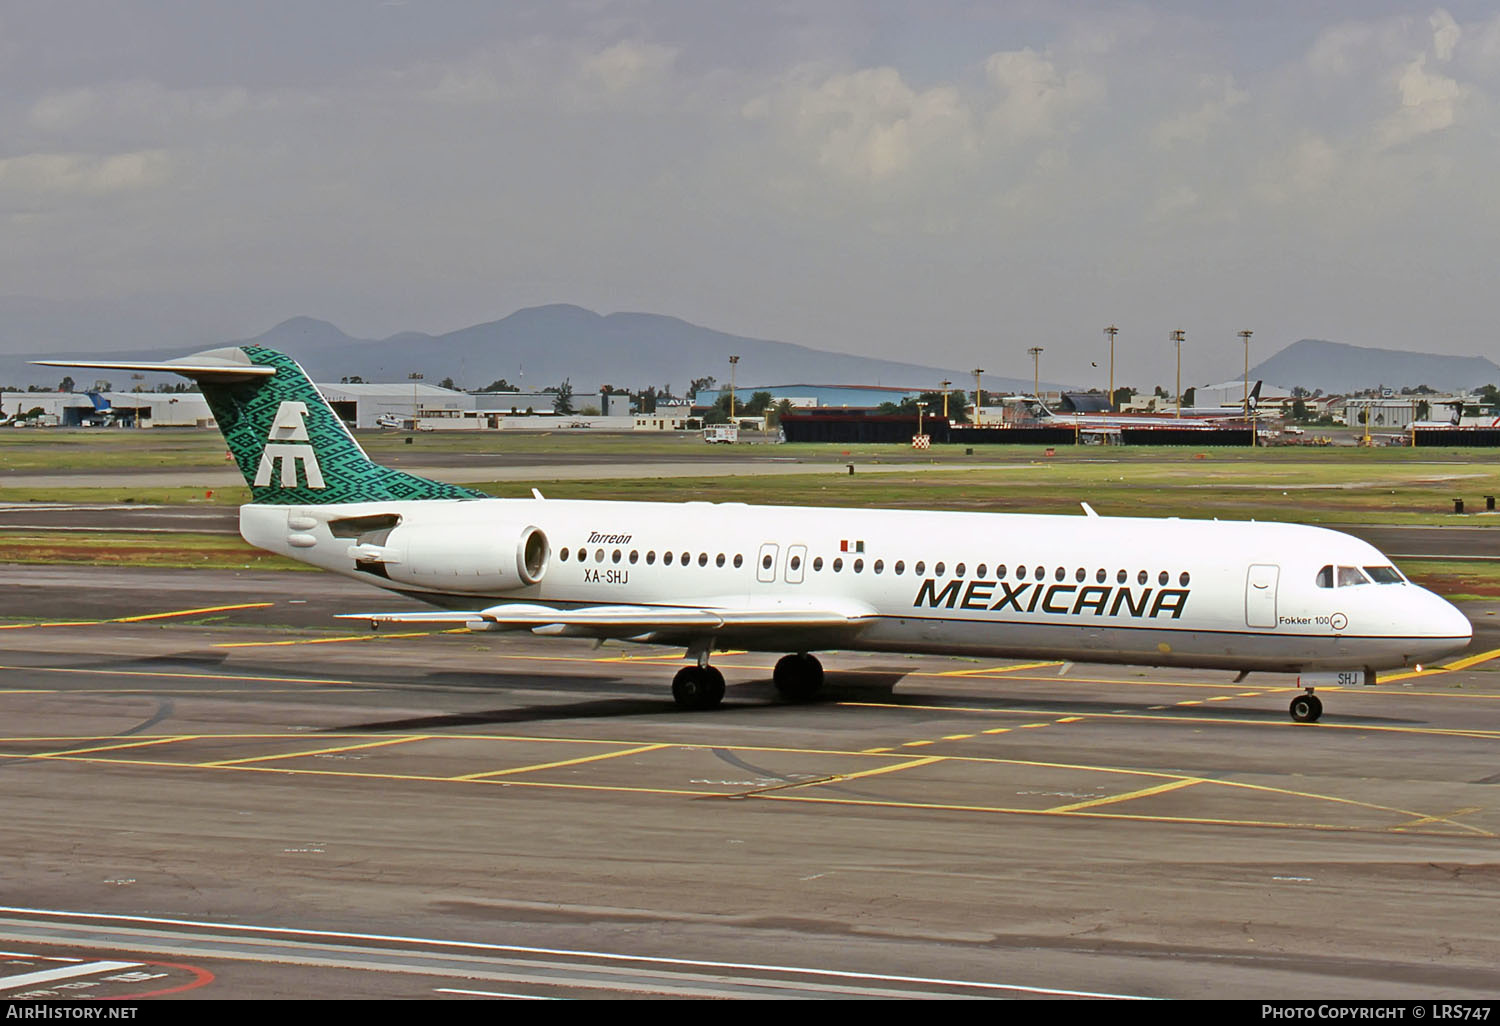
1, 1, 1497, 387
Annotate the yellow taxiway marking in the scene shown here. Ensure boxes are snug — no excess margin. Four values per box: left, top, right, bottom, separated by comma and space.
785, 755, 943, 791
215, 632, 435, 648
0, 603, 273, 631
937, 661, 1064, 677
1393, 806, 1484, 832
1046, 778, 1202, 813
114, 603, 273, 623
35, 735, 200, 758
0, 620, 100, 631
198, 735, 425, 768
597, 650, 748, 663
452, 743, 670, 781
900, 739, 935, 747
0, 664, 387, 688
1439, 648, 1500, 672
840, 700, 1500, 741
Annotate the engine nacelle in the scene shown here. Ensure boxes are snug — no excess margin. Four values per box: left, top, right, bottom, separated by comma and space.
364, 521, 549, 593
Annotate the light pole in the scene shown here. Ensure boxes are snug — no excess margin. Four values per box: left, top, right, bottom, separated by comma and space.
972, 368, 985, 426
1170, 330, 1185, 417
1238, 329, 1253, 446
1028, 347, 1044, 403
939, 379, 951, 420
1104, 325, 1118, 411
728, 355, 739, 423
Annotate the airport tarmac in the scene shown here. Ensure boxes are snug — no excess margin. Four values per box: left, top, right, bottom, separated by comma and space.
1, 565, 1499, 999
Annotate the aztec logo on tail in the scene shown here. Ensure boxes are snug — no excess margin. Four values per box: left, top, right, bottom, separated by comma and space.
254, 401, 325, 489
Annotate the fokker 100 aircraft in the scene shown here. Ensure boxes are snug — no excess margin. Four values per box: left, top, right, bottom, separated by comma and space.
40, 346, 1471, 722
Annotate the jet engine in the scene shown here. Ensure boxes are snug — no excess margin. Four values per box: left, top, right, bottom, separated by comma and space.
352, 521, 549, 593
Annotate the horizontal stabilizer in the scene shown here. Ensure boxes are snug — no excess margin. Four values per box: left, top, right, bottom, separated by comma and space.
34, 347, 276, 383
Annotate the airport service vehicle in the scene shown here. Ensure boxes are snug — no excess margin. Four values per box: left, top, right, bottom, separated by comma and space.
703, 425, 738, 444
40, 347, 1472, 721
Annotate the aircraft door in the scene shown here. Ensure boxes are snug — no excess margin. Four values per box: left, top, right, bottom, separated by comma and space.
785, 544, 807, 584
1245, 563, 1280, 628
756, 542, 779, 584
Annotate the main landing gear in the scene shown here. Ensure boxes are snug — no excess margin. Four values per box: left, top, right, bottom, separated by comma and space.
670, 652, 826, 710
1289, 689, 1323, 724
672, 665, 725, 711
773, 653, 824, 703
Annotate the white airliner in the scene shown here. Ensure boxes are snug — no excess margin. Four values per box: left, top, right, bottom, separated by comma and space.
40, 346, 1472, 723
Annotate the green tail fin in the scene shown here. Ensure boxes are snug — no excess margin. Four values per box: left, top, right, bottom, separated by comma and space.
202, 346, 488, 504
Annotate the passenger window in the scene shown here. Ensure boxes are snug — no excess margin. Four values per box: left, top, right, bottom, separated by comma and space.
630, 550, 638, 564
996, 564, 1007, 579
559, 548, 570, 561
613, 550, 622, 563
1137, 570, 1148, 585
699, 553, 709, 567
935, 562, 946, 575
1158, 571, 1168, 586
873, 559, 883, 574
1364, 566, 1404, 584
1315, 564, 1332, 588
664, 551, 674, 566
647, 551, 656, 564
915, 561, 925, 575
1179, 571, 1190, 586
1016, 565, 1027, 580
853, 559, 864, 573
833, 557, 844, 572
760, 553, 772, 569
1034, 565, 1044, 580
1096, 569, 1106, 584
716, 553, 725, 567
789, 554, 801, 571
596, 549, 605, 562
1054, 567, 1065, 582
1075, 568, 1085, 583
1116, 569, 1126, 584
813, 556, 824, 571
895, 560, 905, 574
955, 563, 966, 577
1337, 565, 1370, 587
734, 554, 743, 568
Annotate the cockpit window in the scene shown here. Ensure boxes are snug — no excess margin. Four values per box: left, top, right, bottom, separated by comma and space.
1337, 565, 1370, 587
1316, 565, 1334, 589
1364, 565, 1405, 584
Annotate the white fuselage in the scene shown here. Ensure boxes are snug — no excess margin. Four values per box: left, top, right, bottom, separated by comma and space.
241, 498, 1471, 674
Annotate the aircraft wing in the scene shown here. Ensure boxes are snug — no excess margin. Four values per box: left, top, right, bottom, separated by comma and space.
337, 602, 875, 642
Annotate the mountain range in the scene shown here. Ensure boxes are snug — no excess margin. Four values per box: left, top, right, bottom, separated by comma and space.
0, 304, 1045, 396
1248, 339, 1500, 394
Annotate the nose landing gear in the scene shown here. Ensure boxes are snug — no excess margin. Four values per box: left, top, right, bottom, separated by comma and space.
1289, 689, 1323, 723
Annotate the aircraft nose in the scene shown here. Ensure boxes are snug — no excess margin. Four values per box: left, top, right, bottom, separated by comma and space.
1420, 589, 1471, 657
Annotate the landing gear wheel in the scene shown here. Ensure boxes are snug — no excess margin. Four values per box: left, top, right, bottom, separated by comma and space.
773, 653, 825, 703
672, 665, 725, 711
1289, 693, 1323, 723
